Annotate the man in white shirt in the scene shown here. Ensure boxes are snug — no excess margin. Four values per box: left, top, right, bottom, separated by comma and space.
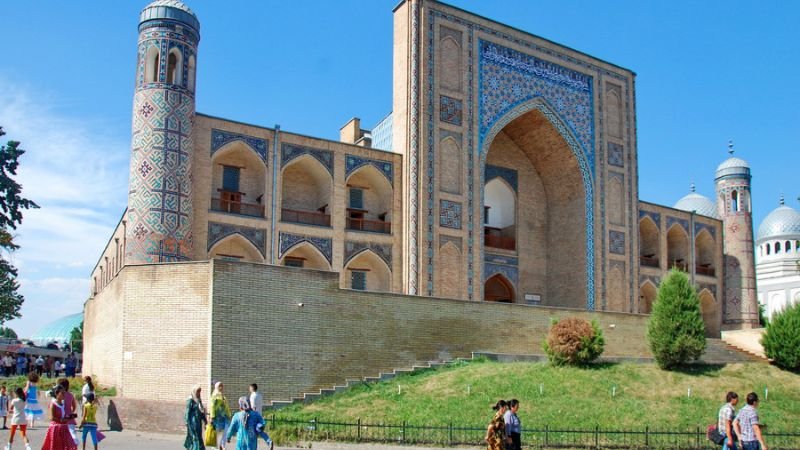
249, 383, 263, 414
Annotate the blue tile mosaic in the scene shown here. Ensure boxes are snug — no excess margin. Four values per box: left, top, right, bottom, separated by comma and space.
211, 129, 268, 163
695, 222, 717, 240
278, 232, 332, 264
484, 262, 519, 285
667, 216, 690, 234
281, 143, 333, 175
639, 210, 661, 226
207, 222, 265, 257
344, 241, 392, 268
345, 154, 393, 184
440, 200, 462, 229
440, 95, 463, 125
608, 142, 624, 168
485, 165, 518, 192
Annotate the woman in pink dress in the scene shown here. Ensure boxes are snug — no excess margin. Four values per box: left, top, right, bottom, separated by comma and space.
57, 379, 78, 446
41, 386, 77, 450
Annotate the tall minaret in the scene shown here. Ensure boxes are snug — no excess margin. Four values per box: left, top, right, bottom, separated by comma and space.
125, 1, 200, 263
715, 141, 759, 328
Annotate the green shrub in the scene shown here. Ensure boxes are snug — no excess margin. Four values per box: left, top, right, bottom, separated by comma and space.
646, 269, 706, 369
761, 301, 800, 371
543, 317, 604, 366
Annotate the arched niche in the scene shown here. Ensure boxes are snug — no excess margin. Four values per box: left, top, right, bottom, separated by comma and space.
209, 234, 264, 263
484, 177, 516, 250
281, 155, 333, 227
343, 249, 391, 292
346, 165, 393, 234
639, 217, 660, 268
666, 224, 689, 271
280, 242, 331, 271
699, 289, 719, 338
436, 240, 463, 299
695, 230, 716, 277
211, 141, 267, 218
639, 281, 657, 314
484, 274, 514, 303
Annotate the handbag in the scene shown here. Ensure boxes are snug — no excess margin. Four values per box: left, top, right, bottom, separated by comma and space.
204, 423, 217, 446
707, 424, 726, 445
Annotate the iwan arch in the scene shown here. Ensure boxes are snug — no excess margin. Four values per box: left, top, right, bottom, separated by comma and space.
85, 0, 758, 416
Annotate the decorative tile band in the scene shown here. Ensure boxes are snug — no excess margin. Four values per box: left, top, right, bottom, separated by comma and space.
695, 222, 717, 240
211, 129, 268, 163
207, 222, 265, 257
278, 232, 332, 264
440, 95, 463, 125
607, 142, 624, 168
484, 253, 518, 266
666, 216, 690, 233
344, 241, 392, 268
484, 262, 519, 285
639, 274, 661, 287
345, 154, 393, 184
281, 143, 333, 175
485, 165, 518, 192
639, 210, 661, 225
439, 200, 462, 229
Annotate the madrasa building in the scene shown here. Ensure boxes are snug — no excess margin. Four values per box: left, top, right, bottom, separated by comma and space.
84, 0, 763, 423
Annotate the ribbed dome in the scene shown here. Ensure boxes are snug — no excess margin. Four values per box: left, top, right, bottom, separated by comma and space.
140, 0, 199, 32
674, 189, 720, 219
30, 312, 83, 347
757, 204, 800, 242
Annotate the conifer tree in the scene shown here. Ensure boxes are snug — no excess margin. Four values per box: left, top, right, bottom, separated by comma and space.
646, 269, 706, 369
761, 302, 800, 371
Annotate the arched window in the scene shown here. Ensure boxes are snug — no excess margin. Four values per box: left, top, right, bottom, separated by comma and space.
166, 48, 182, 85
796, 240, 800, 251
731, 190, 739, 212
766, 244, 771, 255
187, 55, 196, 92
145, 46, 160, 83
786, 241, 792, 253
776, 241, 782, 253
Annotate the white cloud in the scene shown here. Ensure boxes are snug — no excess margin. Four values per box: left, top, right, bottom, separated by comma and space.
0, 77, 130, 337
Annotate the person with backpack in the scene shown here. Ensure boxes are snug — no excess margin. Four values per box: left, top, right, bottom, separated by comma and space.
718, 392, 739, 449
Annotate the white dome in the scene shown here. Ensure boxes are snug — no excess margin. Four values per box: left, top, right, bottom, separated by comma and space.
674, 191, 719, 219
757, 204, 800, 242
140, 0, 199, 32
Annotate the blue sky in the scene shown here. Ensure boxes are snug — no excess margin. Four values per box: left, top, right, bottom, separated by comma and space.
1, 1, 798, 337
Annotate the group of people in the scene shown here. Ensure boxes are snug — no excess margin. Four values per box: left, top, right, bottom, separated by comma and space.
1, 354, 79, 379
718, 391, 768, 450
485, 399, 522, 450
184, 382, 272, 450
0, 374, 98, 450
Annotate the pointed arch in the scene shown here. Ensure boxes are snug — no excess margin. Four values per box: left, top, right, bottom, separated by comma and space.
343, 249, 391, 292
695, 229, 716, 277
666, 224, 689, 271
605, 89, 622, 138
608, 176, 624, 225
280, 241, 331, 271
209, 234, 264, 263
145, 45, 160, 83
484, 273, 514, 303
480, 97, 593, 309
210, 141, 267, 218
212, 139, 268, 168
698, 289, 719, 337
166, 47, 183, 85
439, 135, 462, 194
639, 216, 660, 268
639, 280, 658, 314
607, 266, 626, 312
280, 154, 333, 227
436, 240, 463, 299
439, 35, 462, 91
346, 164, 393, 233
187, 55, 196, 92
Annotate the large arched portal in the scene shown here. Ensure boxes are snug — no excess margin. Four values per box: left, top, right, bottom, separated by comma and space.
482, 107, 587, 308
484, 274, 514, 303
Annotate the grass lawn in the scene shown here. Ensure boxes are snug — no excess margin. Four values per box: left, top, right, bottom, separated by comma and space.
273, 359, 800, 431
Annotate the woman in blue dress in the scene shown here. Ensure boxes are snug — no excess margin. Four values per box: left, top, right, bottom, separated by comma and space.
225, 397, 269, 450
23, 372, 44, 429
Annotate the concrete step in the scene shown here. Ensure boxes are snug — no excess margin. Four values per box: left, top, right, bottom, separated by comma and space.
700, 339, 764, 364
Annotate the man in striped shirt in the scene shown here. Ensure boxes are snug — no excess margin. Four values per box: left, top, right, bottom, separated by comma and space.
734, 392, 767, 450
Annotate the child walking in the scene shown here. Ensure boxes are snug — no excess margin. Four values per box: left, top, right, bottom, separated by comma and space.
22, 373, 43, 430
0, 385, 8, 430
79, 393, 98, 450
6, 388, 30, 450
41, 385, 77, 450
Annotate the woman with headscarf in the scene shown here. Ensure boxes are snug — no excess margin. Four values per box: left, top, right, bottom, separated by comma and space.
184, 385, 206, 450
225, 397, 268, 450
209, 382, 231, 450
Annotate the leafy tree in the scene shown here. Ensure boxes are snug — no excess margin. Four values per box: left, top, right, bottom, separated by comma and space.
0, 326, 16, 338
761, 302, 800, 371
0, 127, 39, 324
70, 321, 83, 354
543, 317, 605, 366
646, 269, 706, 369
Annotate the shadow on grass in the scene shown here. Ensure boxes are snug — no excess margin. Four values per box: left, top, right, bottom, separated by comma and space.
672, 362, 726, 376
583, 361, 620, 371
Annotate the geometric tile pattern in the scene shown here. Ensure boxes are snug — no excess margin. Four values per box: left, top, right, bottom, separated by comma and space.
207, 222, 265, 257
440, 95, 463, 126
211, 129, 268, 163
484, 253, 518, 266
485, 165, 518, 192
638, 210, 661, 226
695, 222, 717, 240
609, 230, 625, 255
407, 0, 421, 295
478, 40, 594, 172
607, 142, 624, 168
126, 87, 194, 263
344, 241, 392, 268
667, 216, 690, 234
278, 232, 332, 265
484, 262, 519, 285
345, 154, 393, 184
281, 143, 333, 175
439, 200, 462, 229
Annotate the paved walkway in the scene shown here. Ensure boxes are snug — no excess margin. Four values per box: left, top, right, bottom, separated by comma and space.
7, 428, 474, 450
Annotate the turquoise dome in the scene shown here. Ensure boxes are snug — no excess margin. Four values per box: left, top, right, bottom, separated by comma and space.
30, 312, 83, 348
140, 0, 199, 32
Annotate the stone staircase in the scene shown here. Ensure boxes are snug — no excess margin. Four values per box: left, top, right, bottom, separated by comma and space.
699, 338, 765, 364
267, 357, 472, 410
721, 328, 768, 359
